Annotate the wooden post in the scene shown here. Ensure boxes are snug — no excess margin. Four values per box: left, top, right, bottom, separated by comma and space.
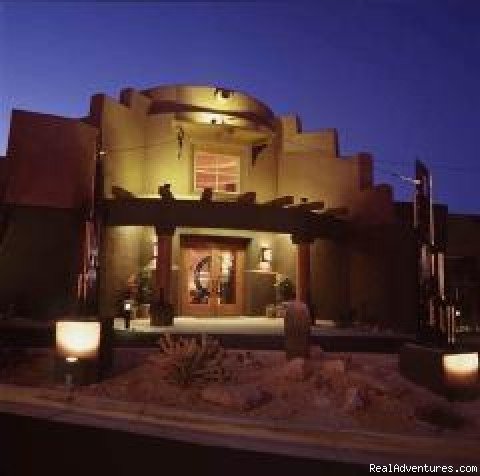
154, 226, 175, 303
296, 241, 311, 304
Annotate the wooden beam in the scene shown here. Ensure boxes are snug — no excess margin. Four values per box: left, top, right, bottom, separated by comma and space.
324, 207, 348, 216
111, 186, 135, 199
158, 183, 175, 201
236, 192, 256, 204
264, 196, 294, 207
103, 198, 347, 241
288, 201, 324, 212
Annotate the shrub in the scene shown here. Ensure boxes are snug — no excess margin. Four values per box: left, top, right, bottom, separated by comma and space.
155, 334, 229, 386
275, 276, 295, 302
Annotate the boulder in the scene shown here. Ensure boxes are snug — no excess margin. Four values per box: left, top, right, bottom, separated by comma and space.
201, 384, 271, 411
348, 370, 389, 395
344, 386, 368, 413
320, 358, 347, 374
278, 357, 313, 381
312, 394, 331, 408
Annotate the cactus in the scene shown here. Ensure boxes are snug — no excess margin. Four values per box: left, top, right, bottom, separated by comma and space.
284, 301, 311, 359
155, 333, 229, 386
276, 276, 311, 360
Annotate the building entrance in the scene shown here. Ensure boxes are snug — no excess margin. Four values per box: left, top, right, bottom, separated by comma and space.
181, 238, 245, 316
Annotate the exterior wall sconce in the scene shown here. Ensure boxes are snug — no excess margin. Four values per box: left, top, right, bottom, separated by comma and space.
55, 319, 101, 386
261, 247, 273, 263
260, 246, 273, 271
443, 352, 479, 388
176, 127, 185, 160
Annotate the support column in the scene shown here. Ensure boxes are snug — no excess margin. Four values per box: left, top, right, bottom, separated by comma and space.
292, 233, 313, 306
154, 226, 175, 304
296, 241, 311, 304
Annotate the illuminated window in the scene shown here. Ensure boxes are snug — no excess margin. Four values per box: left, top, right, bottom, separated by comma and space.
194, 151, 240, 193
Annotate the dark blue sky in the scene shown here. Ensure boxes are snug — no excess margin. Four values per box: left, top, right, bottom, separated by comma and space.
1, 1, 479, 213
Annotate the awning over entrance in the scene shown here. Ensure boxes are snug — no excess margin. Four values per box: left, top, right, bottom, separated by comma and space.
102, 198, 348, 242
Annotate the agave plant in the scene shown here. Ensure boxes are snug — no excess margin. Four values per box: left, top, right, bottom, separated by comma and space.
155, 333, 229, 386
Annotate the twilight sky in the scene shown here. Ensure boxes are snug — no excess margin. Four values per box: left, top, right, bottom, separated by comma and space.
1, 1, 479, 213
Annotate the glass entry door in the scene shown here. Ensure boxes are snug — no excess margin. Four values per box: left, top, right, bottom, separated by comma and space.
182, 244, 244, 316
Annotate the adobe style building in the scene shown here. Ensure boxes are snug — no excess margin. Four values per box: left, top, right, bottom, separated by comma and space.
0, 84, 478, 331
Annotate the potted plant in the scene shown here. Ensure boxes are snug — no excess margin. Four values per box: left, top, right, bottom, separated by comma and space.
274, 275, 295, 318
136, 269, 153, 319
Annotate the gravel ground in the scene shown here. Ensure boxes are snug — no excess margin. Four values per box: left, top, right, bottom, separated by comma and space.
1, 346, 479, 438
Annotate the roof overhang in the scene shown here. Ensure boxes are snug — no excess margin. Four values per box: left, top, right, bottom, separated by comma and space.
102, 198, 347, 242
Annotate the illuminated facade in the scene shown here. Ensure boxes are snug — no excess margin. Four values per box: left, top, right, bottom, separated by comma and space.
0, 84, 478, 330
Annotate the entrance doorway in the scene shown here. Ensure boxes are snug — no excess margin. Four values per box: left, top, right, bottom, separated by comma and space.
181, 237, 246, 316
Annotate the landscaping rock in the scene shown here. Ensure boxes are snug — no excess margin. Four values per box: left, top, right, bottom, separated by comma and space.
344, 386, 368, 413
348, 370, 389, 395
279, 357, 312, 381
201, 383, 271, 411
312, 394, 331, 408
320, 358, 347, 374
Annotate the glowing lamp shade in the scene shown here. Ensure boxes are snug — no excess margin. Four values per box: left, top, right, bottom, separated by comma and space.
56, 321, 101, 360
443, 352, 479, 387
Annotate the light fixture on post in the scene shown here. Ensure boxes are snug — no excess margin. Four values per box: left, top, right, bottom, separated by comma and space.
55, 318, 101, 387
443, 352, 479, 388
123, 298, 135, 330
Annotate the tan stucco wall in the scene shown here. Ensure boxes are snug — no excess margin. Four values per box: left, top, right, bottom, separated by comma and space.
1, 83, 471, 329
101, 226, 143, 318
91, 85, 409, 327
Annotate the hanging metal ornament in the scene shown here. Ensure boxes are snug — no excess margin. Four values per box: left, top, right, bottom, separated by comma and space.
177, 126, 185, 160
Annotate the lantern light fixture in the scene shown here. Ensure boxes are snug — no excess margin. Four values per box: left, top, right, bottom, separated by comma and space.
56, 319, 101, 361
443, 352, 479, 388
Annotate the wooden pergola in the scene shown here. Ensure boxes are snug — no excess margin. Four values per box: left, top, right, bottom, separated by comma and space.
101, 195, 349, 307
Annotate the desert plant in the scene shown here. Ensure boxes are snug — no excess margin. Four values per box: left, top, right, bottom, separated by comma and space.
155, 333, 229, 386
137, 269, 153, 304
275, 276, 295, 303
277, 277, 311, 359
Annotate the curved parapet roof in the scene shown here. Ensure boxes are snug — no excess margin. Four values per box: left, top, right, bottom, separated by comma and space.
141, 84, 276, 129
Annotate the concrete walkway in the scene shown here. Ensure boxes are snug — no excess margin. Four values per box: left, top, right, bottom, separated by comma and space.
113, 317, 413, 352
114, 316, 408, 338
